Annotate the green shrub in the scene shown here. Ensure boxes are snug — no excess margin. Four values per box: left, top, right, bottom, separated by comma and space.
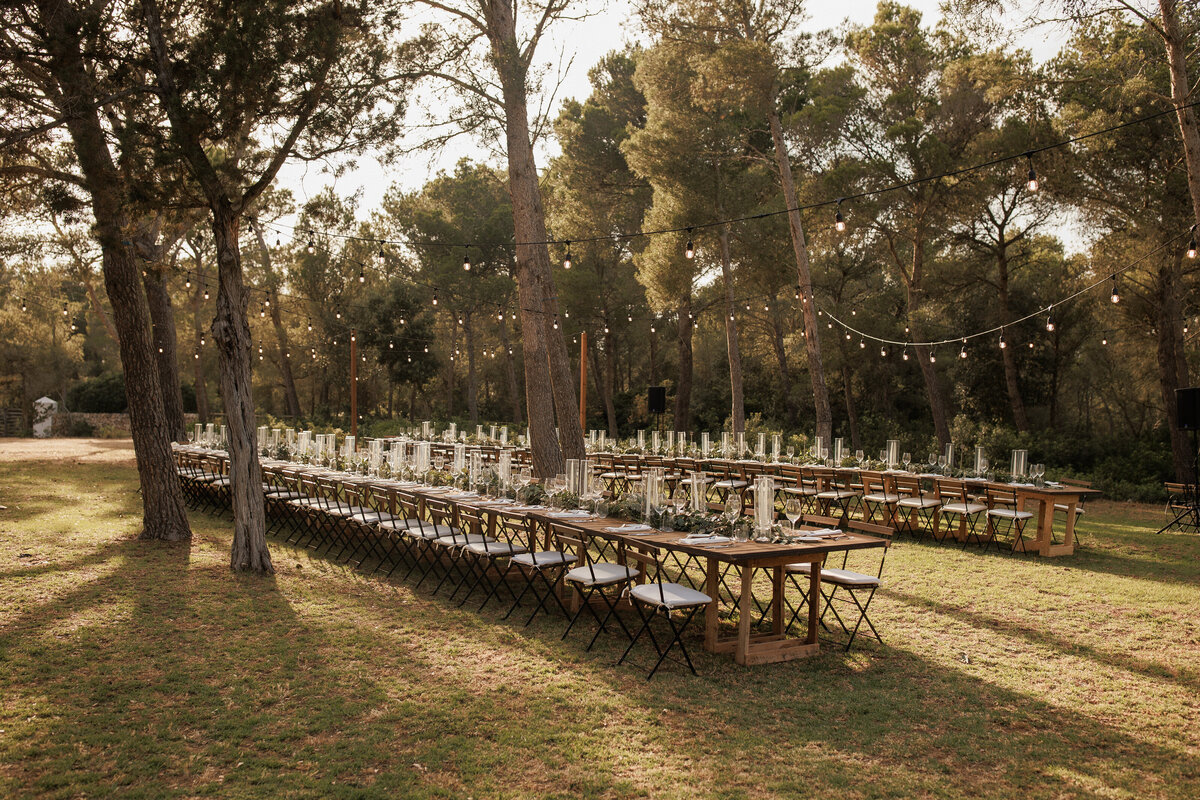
66, 372, 126, 413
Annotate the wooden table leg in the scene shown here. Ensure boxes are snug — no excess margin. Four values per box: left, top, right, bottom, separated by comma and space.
736, 565, 753, 665
771, 567, 784, 636
806, 556, 822, 646
704, 557, 719, 652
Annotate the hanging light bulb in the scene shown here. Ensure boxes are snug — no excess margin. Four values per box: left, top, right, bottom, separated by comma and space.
650, 323, 656, 333
378, 240, 386, 260
1188, 227, 1197, 259
462, 248, 471, 271
1045, 313, 1055, 332
259, 302, 266, 318
1025, 152, 1039, 192
203, 285, 210, 301
794, 285, 801, 301
498, 311, 505, 322
351, 332, 356, 342
999, 328, 1007, 349
457, 315, 464, 326
306, 231, 315, 253
389, 341, 394, 349
859, 337, 865, 349
20, 298, 27, 312
407, 355, 412, 362
424, 345, 429, 353
185, 273, 192, 289
335, 310, 342, 320
306, 318, 313, 332
552, 314, 559, 330
902, 345, 910, 361
834, 200, 846, 233
929, 347, 937, 363
959, 339, 968, 359
1028, 341, 1034, 349
432, 291, 438, 306
62, 301, 68, 316
685, 229, 695, 260
1110, 274, 1120, 304
880, 345, 887, 357
563, 242, 572, 269
200, 336, 206, 346
358, 265, 366, 284
845, 332, 851, 340
1101, 336, 1108, 346
194, 351, 200, 360
604, 324, 610, 334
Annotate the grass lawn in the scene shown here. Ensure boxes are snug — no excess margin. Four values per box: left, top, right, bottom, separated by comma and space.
1, 448, 1198, 799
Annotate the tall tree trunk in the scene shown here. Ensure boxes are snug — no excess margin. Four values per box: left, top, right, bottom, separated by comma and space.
464, 312, 479, 425
498, 316, 523, 423
249, 220, 301, 417
675, 303, 694, 433
210, 204, 271, 572
768, 302, 797, 424
82, 276, 119, 341
904, 243, 952, 445
768, 109, 832, 444
717, 225, 745, 434
1160, 0, 1200, 230
600, 334, 618, 436
996, 248, 1030, 431
488, 0, 577, 473
590, 340, 619, 438
838, 339, 862, 450
1156, 249, 1193, 481
41, 0, 190, 542
191, 282, 210, 423
142, 268, 187, 441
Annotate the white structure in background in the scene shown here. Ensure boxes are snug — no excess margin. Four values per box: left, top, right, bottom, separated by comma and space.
32, 396, 57, 438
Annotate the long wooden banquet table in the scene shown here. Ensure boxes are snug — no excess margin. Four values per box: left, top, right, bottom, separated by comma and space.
174, 446, 888, 665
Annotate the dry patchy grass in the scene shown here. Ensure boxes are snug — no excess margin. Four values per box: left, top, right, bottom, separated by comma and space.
1, 458, 1198, 799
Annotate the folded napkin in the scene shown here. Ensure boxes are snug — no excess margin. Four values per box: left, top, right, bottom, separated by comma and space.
604, 523, 651, 533
679, 534, 732, 545
1010, 482, 1035, 487
547, 509, 592, 518
805, 528, 843, 538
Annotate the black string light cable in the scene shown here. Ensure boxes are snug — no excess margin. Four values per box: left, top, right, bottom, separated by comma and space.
816, 231, 1188, 349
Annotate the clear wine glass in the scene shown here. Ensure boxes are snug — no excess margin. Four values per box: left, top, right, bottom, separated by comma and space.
937, 455, 948, 474
786, 445, 795, 461
901, 452, 911, 472
785, 498, 803, 533
855, 449, 865, 467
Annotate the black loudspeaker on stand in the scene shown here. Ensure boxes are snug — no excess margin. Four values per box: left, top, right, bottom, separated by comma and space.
1161, 388, 1200, 533
648, 386, 666, 432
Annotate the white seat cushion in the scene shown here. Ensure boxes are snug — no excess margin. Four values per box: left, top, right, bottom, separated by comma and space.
989, 508, 1034, 520
403, 523, 458, 539
565, 562, 638, 587
208, 477, 232, 487
433, 532, 493, 547
819, 568, 880, 588
376, 517, 423, 530
942, 502, 987, 515
863, 492, 899, 503
630, 582, 712, 609
782, 486, 818, 496
1053, 503, 1084, 515
512, 550, 578, 569
817, 489, 859, 499
465, 540, 528, 557
715, 480, 748, 489
897, 496, 940, 508
265, 490, 305, 500
784, 562, 813, 575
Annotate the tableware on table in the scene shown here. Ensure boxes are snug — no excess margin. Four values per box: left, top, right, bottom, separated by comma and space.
901, 452, 911, 472
785, 498, 803, 533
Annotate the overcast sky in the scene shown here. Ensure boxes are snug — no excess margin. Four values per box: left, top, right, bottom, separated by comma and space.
275, 0, 1066, 224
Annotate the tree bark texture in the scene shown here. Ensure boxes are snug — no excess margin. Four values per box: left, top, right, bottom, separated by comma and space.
675, 303, 694, 433
498, 315, 524, 423
995, 248, 1030, 431
768, 109, 832, 443
142, 268, 188, 441
1160, 0, 1200, 230
210, 206, 271, 572
250, 220, 302, 417
39, 0, 190, 542
717, 225, 745, 434
486, 0, 573, 474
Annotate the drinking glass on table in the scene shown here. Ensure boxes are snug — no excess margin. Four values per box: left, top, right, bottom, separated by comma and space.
855, 449, 865, 467
928, 453, 938, 473
785, 498, 803, 535
786, 445, 795, 461
901, 452, 911, 472
937, 455, 947, 474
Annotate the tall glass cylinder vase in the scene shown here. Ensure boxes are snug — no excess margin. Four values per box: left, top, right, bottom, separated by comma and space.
887, 440, 900, 469
754, 476, 775, 537
1011, 449, 1027, 479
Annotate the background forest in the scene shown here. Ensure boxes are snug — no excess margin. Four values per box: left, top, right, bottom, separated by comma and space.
2, 1, 1196, 503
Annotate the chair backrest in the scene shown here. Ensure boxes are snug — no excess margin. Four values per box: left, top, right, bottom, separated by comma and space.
551, 523, 599, 580
621, 544, 660, 593
934, 478, 968, 503
893, 475, 923, 497
859, 470, 885, 496
801, 513, 842, 529
987, 485, 1019, 507
844, 519, 893, 574
457, 505, 484, 537
395, 489, 421, 521
424, 496, 457, 529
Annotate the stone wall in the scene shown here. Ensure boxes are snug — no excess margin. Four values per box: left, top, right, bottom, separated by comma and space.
52, 412, 201, 437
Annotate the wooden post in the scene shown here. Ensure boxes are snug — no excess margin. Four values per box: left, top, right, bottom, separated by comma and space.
350, 328, 358, 438
579, 330, 588, 432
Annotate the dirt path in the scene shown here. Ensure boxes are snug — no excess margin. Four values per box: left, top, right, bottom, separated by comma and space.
0, 437, 135, 464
